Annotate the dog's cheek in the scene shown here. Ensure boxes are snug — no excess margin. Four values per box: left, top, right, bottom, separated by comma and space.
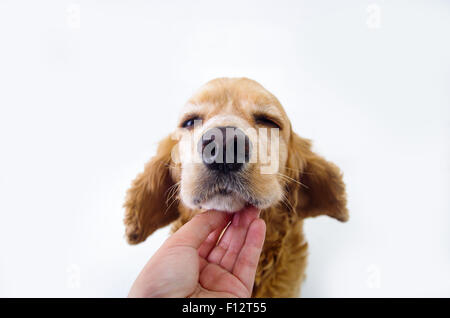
250, 171, 284, 207
179, 163, 202, 209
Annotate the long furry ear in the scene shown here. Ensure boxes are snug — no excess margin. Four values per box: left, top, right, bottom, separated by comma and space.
286, 133, 348, 222
124, 135, 180, 244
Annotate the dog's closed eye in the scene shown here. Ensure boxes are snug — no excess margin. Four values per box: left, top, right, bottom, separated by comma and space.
253, 114, 282, 129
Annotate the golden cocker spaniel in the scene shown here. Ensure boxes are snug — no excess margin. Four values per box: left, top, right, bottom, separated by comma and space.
124, 77, 348, 297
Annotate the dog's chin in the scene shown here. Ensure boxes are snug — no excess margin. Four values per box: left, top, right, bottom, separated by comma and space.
199, 193, 247, 213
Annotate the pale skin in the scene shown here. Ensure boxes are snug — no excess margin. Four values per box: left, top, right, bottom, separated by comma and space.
128, 206, 266, 298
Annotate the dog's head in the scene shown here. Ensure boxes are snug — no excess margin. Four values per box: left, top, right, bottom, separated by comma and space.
124, 78, 348, 244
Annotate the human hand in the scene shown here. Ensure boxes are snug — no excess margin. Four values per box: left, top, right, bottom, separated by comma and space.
128, 206, 266, 298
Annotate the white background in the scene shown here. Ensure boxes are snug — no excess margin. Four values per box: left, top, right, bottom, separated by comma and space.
0, 0, 449, 297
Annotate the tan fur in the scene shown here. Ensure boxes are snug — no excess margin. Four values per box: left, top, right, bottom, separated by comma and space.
124, 78, 348, 297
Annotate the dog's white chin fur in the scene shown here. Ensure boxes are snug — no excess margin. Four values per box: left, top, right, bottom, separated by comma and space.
200, 193, 246, 212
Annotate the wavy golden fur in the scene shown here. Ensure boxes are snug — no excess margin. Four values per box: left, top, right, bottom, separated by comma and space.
124, 78, 348, 297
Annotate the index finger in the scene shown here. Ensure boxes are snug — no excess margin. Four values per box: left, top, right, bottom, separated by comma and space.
164, 210, 232, 250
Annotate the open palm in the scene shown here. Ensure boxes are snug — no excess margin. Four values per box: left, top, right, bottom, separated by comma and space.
128, 207, 266, 298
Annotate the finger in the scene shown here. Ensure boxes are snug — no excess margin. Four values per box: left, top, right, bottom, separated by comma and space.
232, 218, 266, 294
198, 224, 229, 259
206, 206, 259, 265
165, 210, 232, 250
219, 207, 260, 271
205, 219, 232, 264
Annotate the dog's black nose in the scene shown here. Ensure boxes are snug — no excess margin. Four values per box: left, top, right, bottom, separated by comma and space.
200, 126, 250, 173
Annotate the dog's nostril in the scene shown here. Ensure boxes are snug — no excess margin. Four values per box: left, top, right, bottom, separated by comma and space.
199, 126, 251, 173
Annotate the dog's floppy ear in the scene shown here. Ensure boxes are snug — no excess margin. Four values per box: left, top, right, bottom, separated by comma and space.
286, 133, 348, 222
124, 135, 180, 244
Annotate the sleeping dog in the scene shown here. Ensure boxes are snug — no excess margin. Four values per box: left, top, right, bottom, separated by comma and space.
124, 77, 348, 297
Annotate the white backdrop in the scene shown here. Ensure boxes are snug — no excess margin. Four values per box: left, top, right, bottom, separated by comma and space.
0, 0, 449, 297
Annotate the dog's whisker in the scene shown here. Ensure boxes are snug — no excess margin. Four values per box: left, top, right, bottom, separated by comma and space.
165, 181, 180, 202
280, 191, 295, 214
277, 173, 309, 189
165, 182, 181, 214
284, 167, 317, 176
165, 196, 180, 215
165, 189, 180, 215
167, 184, 180, 203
